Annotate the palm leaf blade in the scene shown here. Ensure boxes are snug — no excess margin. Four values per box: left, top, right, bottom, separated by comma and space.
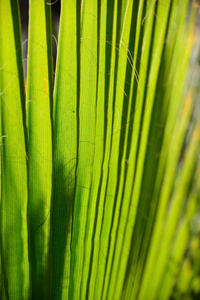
0, 0, 30, 298
26, 0, 53, 298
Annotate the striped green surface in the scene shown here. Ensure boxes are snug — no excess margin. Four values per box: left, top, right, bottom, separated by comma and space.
0, 0, 199, 299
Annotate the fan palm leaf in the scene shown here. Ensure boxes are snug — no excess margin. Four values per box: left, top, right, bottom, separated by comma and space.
0, 0, 199, 299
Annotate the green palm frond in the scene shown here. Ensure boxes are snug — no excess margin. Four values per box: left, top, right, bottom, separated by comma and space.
0, 0, 200, 299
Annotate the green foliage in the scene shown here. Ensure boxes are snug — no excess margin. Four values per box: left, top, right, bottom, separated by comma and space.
0, 0, 200, 299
